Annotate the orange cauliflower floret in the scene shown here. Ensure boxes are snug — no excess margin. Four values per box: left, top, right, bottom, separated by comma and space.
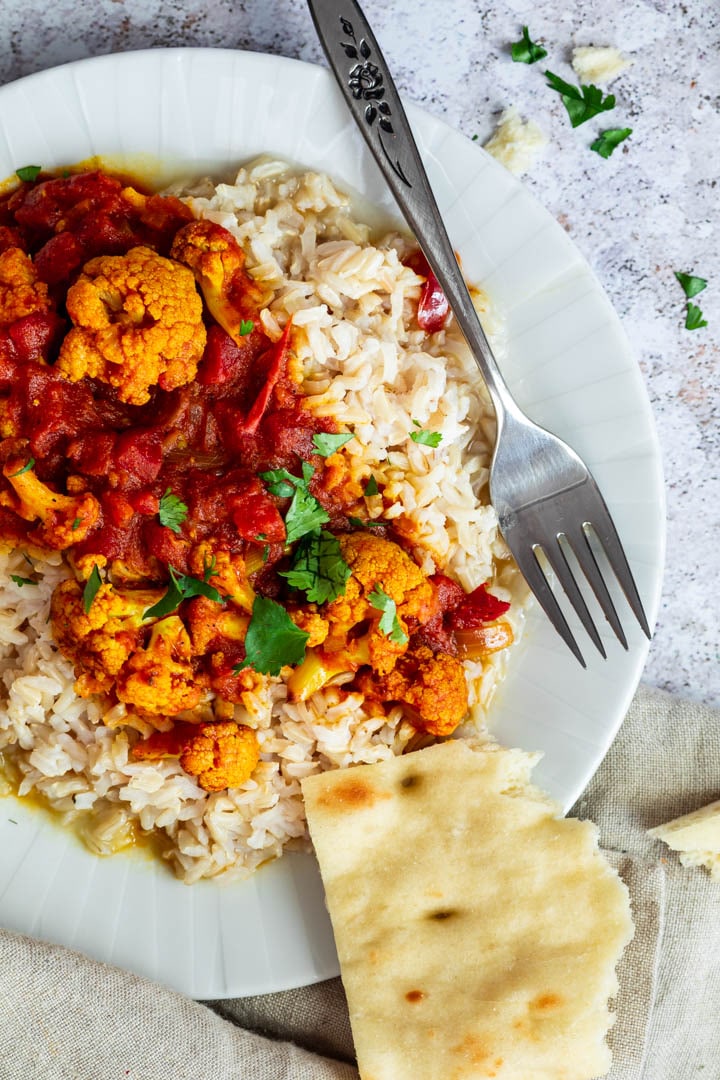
116, 614, 207, 716
188, 543, 255, 613
287, 533, 440, 701
170, 220, 265, 345
186, 594, 249, 655
131, 719, 260, 792
0, 247, 51, 325
55, 246, 206, 405
355, 645, 469, 737
3, 459, 100, 548
50, 578, 165, 695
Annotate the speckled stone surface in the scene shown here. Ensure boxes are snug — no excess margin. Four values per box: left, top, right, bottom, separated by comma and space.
0, 0, 717, 705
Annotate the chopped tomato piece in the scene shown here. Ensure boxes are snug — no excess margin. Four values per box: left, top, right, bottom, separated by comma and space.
448, 584, 511, 630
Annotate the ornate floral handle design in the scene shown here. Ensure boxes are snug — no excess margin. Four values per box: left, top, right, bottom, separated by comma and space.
306, 0, 513, 415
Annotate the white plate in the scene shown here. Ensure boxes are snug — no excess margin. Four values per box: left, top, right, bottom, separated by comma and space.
0, 48, 664, 997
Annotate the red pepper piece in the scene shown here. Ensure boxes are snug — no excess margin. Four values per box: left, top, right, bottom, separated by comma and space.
407, 251, 449, 332
240, 319, 293, 435
448, 584, 511, 630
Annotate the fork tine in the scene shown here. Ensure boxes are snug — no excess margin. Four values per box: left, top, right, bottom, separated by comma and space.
511, 542, 586, 667
563, 526, 628, 650
540, 537, 607, 659
587, 502, 652, 639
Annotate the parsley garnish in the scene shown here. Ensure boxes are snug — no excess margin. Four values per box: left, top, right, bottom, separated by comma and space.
7, 457, 35, 478
675, 272, 707, 300
261, 544, 270, 563
157, 488, 188, 535
511, 26, 547, 64
312, 432, 354, 457
82, 565, 104, 614
685, 303, 708, 331
16, 165, 41, 183
590, 127, 632, 159
71, 517, 81, 531
280, 529, 351, 605
234, 596, 309, 676
471, 134, 479, 141
239, 319, 254, 336
10, 575, 36, 587
368, 585, 408, 645
545, 71, 615, 127
259, 462, 329, 544
410, 421, 442, 448
143, 566, 223, 620
363, 475, 379, 497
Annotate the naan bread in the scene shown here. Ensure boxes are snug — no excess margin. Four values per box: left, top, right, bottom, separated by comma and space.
302, 740, 633, 1080
648, 799, 720, 879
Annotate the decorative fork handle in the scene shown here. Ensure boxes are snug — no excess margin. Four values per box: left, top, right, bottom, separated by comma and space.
306, 0, 518, 425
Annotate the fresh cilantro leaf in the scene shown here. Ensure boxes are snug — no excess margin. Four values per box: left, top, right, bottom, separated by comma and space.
83, 565, 104, 614
280, 529, 351, 605
202, 554, 217, 582
348, 516, 384, 528
675, 272, 708, 300
511, 26, 547, 64
312, 432, 354, 457
545, 70, 615, 128
260, 464, 329, 544
261, 544, 270, 563
7, 457, 35, 478
590, 127, 632, 159
234, 596, 309, 676
71, 517, 81, 531
368, 585, 408, 645
239, 319, 254, 336
16, 165, 41, 183
259, 468, 297, 499
10, 575, 36, 587
363, 475, 379, 497
255, 533, 267, 541
410, 422, 442, 447
685, 303, 708, 331
143, 566, 222, 620
471, 134, 479, 141
157, 488, 188, 534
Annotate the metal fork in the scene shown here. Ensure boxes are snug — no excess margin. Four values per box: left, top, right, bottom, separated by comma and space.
308, 0, 651, 665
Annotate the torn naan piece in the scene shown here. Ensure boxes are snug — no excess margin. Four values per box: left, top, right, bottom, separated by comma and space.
302, 740, 633, 1080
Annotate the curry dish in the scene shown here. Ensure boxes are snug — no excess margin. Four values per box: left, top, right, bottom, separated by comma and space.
0, 163, 515, 874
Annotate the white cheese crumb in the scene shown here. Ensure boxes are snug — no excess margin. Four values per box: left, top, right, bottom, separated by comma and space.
572, 46, 632, 85
648, 799, 720, 881
482, 107, 547, 176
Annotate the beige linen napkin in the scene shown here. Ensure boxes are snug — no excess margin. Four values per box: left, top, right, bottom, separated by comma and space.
0, 684, 718, 1080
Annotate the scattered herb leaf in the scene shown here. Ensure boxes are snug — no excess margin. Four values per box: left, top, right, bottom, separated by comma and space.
590, 127, 632, 159
363, 475, 379, 497
511, 26, 547, 65
312, 432, 354, 457
157, 488, 188, 534
685, 303, 708, 331
471, 134, 479, 141
202, 554, 217, 583
410, 422, 442, 447
280, 529, 351, 605
239, 319, 254, 336
261, 544, 270, 563
10, 575, 36, 587
143, 566, 222, 620
544, 70, 615, 128
16, 165, 41, 183
348, 516, 384, 528
675, 272, 708, 300
234, 596, 309, 676
369, 585, 408, 644
259, 463, 329, 544
83, 565, 104, 614
7, 457, 35, 478
71, 517, 81, 531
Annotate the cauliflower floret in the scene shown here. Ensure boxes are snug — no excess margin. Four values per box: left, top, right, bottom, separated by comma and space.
50, 577, 165, 694
188, 543, 255, 613
55, 246, 206, 405
356, 645, 469, 737
0, 247, 51, 325
287, 533, 440, 700
116, 615, 207, 716
186, 595, 249, 654
170, 220, 265, 344
131, 719, 260, 792
3, 459, 100, 548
